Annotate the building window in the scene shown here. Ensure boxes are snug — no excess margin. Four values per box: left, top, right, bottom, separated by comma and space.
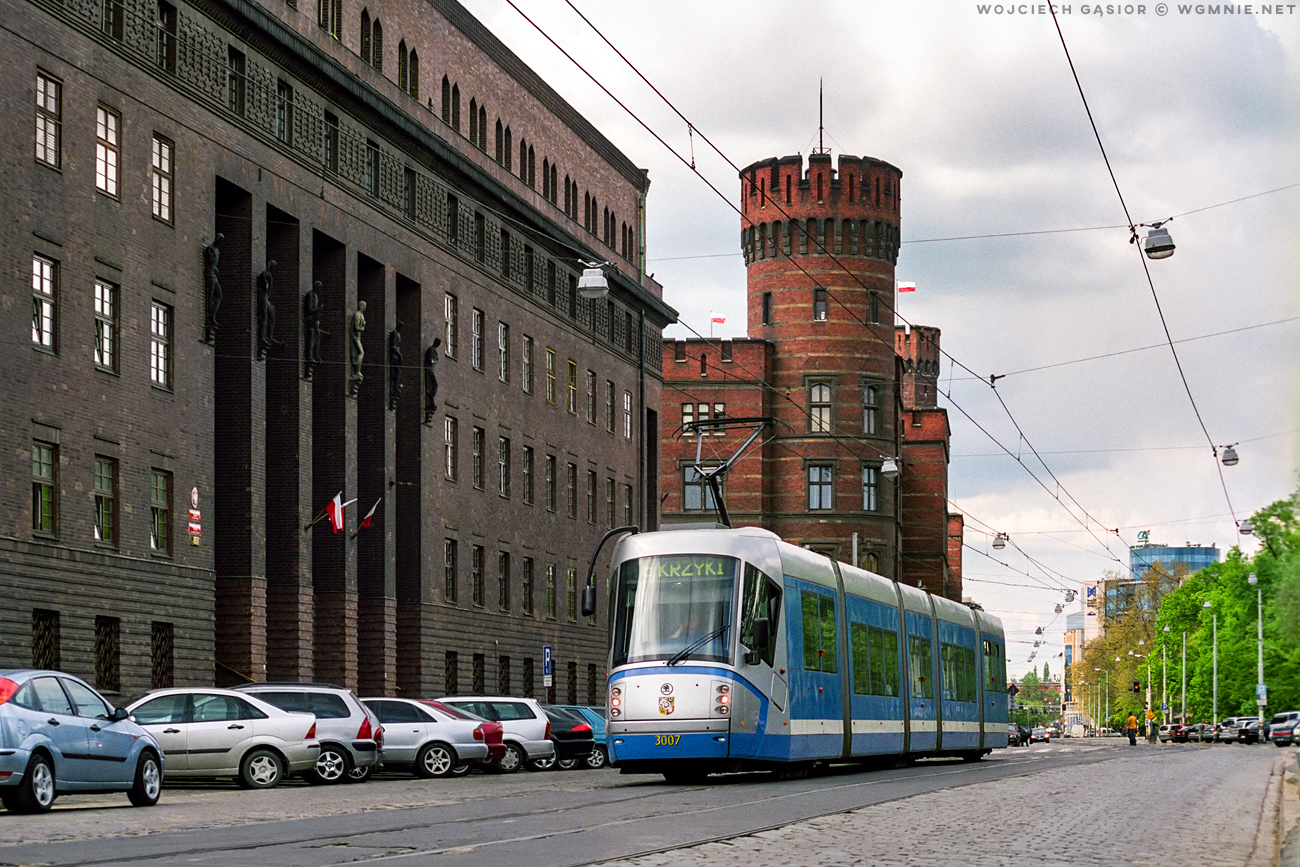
606, 381, 616, 433
445, 651, 459, 694
323, 111, 339, 172
606, 478, 616, 529
498, 323, 510, 382
93, 457, 117, 545
226, 47, 245, 115
404, 48, 419, 99
95, 106, 119, 197
276, 80, 294, 144
444, 416, 458, 480
150, 302, 172, 388
444, 539, 458, 602
319, 0, 342, 38
586, 470, 597, 524
150, 469, 171, 554
522, 336, 533, 393
499, 228, 511, 277
498, 436, 510, 498
545, 565, 557, 618
566, 360, 577, 414
447, 193, 459, 246
471, 308, 484, 371
545, 349, 556, 404
567, 568, 578, 620
683, 466, 720, 512
863, 384, 880, 435
94, 616, 120, 692
808, 464, 834, 511
809, 382, 832, 433
869, 291, 881, 324
566, 463, 578, 519
623, 391, 633, 439
93, 279, 118, 372
151, 135, 173, 223
156, 2, 177, 73
102, 0, 124, 39
674, 340, 686, 363
585, 370, 596, 423
151, 622, 174, 689
32, 255, 57, 350
813, 288, 828, 321
472, 426, 485, 489
624, 483, 634, 525
523, 558, 534, 614
498, 551, 511, 611
32, 442, 57, 536
522, 446, 534, 505
33, 610, 60, 670
35, 73, 61, 168
545, 455, 556, 512
862, 466, 879, 512
365, 140, 379, 197
472, 545, 484, 606
444, 293, 458, 358
474, 212, 485, 263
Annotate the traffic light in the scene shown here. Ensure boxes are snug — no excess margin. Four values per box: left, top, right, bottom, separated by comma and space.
1132, 681, 1140, 694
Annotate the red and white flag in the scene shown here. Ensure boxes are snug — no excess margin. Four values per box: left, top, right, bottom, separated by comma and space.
897, 281, 917, 293
710, 313, 726, 324
324, 492, 356, 534
359, 498, 381, 531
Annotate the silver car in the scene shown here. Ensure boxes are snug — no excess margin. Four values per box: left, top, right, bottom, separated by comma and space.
437, 696, 555, 773
362, 697, 490, 777
0, 669, 163, 813
128, 688, 319, 789
234, 683, 382, 783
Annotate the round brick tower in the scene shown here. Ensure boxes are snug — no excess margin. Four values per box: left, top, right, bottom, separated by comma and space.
739, 151, 903, 576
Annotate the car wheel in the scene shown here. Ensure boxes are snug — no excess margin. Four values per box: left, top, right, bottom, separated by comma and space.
128, 751, 163, 807
449, 762, 473, 777
585, 746, 608, 770
12, 754, 56, 813
494, 743, 525, 774
345, 763, 373, 783
238, 748, 284, 790
308, 745, 350, 784
528, 754, 557, 772
415, 742, 457, 779
557, 758, 579, 770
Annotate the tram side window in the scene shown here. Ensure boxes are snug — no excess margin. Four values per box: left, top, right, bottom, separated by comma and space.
852, 622, 901, 697
850, 624, 870, 695
739, 565, 781, 667
800, 590, 837, 673
908, 635, 933, 700
983, 639, 1004, 692
963, 645, 978, 701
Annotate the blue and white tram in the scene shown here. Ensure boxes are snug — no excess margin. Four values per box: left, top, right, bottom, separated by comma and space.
602, 526, 1008, 781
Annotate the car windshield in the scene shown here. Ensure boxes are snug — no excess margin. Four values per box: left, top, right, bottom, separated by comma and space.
422, 700, 481, 721
610, 554, 737, 667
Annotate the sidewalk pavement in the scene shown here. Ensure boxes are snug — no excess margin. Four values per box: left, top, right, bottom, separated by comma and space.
605, 743, 1298, 867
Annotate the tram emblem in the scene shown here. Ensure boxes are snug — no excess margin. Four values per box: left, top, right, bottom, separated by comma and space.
658, 696, 675, 715
660, 683, 673, 696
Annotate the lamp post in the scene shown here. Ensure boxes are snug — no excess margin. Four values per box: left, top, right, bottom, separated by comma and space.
1095, 667, 1109, 730
1204, 599, 1217, 724
1249, 573, 1265, 719
1162, 625, 1170, 725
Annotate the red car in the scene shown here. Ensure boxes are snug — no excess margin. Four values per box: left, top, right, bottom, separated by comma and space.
416, 700, 506, 774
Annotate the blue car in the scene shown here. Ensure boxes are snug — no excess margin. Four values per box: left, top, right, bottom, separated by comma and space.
553, 705, 608, 769
0, 669, 163, 813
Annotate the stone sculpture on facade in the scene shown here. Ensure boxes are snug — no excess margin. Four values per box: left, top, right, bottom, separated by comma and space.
203, 233, 223, 342
388, 321, 403, 410
348, 301, 366, 397
303, 281, 324, 379
256, 260, 279, 360
424, 338, 441, 423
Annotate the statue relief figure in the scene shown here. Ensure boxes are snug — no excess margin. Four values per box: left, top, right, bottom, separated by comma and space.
303, 281, 324, 368
388, 321, 403, 409
349, 301, 367, 394
203, 233, 223, 341
423, 337, 441, 422
256, 260, 278, 359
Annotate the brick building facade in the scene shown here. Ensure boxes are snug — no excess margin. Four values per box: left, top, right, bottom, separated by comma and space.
660, 150, 961, 600
2, 0, 674, 703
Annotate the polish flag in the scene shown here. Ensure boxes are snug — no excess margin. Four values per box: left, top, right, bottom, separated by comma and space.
897, 281, 917, 293
324, 492, 355, 534
711, 314, 726, 324
359, 498, 381, 531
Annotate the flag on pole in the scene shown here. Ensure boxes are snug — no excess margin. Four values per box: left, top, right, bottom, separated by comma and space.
352, 498, 382, 538
897, 281, 917, 293
324, 492, 356, 534
710, 314, 726, 324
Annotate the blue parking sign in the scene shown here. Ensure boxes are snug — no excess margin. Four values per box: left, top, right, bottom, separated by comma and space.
543, 644, 553, 687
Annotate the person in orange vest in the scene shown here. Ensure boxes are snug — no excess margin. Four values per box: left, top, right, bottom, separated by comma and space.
1127, 712, 1139, 746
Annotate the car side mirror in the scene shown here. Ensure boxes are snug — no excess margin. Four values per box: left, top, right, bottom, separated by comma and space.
109, 707, 131, 722
744, 617, 770, 665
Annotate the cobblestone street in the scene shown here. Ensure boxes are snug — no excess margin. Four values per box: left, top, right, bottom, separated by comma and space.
603, 744, 1297, 867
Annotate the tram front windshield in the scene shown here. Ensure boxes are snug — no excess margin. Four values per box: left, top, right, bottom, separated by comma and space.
611, 554, 737, 667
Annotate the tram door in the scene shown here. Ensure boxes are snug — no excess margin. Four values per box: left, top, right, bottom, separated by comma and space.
792, 584, 842, 760
904, 612, 938, 752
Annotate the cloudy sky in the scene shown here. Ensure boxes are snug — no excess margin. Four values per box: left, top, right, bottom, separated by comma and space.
460, 0, 1299, 677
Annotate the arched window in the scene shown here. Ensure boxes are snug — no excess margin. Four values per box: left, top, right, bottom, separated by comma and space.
809, 383, 832, 433
450, 84, 460, 131
542, 159, 549, 198
564, 176, 571, 216
519, 139, 527, 180
549, 164, 557, 204
469, 99, 478, 145
862, 385, 879, 435
397, 40, 408, 92
477, 104, 486, 150
360, 10, 371, 65
371, 19, 382, 73
406, 47, 416, 98
503, 127, 512, 170
495, 120, 503, 163
584, 192, 590, 230
527, 146, 535, 188
441, 76, 451, 124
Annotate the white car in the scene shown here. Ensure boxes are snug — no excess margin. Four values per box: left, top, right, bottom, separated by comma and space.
437, 696, 555, 773
128, 688, 319, 789
361, 697, 491, 777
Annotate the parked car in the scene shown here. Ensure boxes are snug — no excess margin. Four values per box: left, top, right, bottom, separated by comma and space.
234, 683, 382, 783
1225, 716, 1259, 742
0, 669, 163, 813
418, 701, 507, 773
1171, 723, 1195, 743
1239, 719, 1266, 744
436, 696, 555, 773
361, 697, 495, 778
1030, 726, 1050, 744
1007, 723, 1022, 747
1158, 724, 1177, 743
127, 688, 318, 789
553, 705, 609, 768
527, 706, 595, 771
1213, 717, 1242, 743
1268, 711, 1300, 747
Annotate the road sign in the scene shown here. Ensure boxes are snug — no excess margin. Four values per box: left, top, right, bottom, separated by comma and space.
543, 644, 552, 688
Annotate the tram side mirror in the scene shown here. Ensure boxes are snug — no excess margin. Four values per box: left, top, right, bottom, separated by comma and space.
581, 585, 597, 618
745, 617, 771, 665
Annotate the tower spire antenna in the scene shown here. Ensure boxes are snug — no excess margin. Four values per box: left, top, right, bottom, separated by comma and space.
814, 78, 829, 155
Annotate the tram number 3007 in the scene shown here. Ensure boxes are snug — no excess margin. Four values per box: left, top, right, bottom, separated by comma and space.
655, 734, 681, 747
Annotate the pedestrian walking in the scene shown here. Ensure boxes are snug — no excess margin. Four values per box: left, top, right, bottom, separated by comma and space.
1127, 713, 1138, 746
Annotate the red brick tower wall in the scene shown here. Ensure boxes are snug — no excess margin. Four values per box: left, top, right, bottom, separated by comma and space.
735, 152, 904, 575
895, 324, 941, 409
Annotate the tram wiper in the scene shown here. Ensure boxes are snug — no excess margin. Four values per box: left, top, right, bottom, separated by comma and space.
666, 624, 729, 666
